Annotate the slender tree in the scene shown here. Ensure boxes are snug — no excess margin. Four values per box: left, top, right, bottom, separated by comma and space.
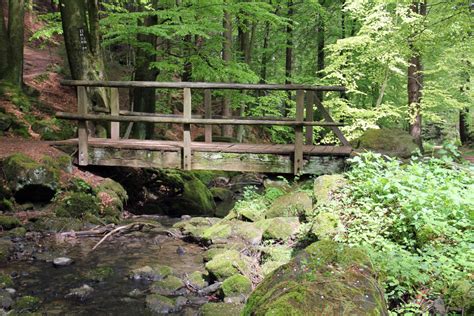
222, 4, 233, 137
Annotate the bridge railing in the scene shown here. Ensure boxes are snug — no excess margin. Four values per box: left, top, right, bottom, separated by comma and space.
56, 80, 350, 174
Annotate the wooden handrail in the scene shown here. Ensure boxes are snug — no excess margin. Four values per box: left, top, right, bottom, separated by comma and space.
56, 112, 344, 127
60, 80, 346, 92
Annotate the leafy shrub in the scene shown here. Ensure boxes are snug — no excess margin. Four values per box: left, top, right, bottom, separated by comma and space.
306, 152, 473, 313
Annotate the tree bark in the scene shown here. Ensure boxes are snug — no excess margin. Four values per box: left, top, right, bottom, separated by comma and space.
132, 3, 158, 140
459, 108, 471, 145
222, 6, 233, 137
259, 20, 271, 83
316, 3, 325, 102
0, 0, 25, 88
284, 0, 294, 116
407, 1, 426, 150
59, 0, 111, 137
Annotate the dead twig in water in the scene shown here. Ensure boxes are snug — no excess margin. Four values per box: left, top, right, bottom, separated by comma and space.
91, 222, 163, 251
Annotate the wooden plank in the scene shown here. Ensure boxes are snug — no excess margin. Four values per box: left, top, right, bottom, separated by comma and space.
110, 88, 120, 140
77, 86, 89, 166
305, 91, 314, 145
294, 90, 305, 174
61, 80, 346, 92
314, 95, 351, 147
204, 89, 212, 143
183, 88, 192, 170
56, 112, 344, 127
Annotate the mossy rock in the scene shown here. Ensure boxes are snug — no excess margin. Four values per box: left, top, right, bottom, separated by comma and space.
222, 274, 253, 298
202, 220, 263, 245
41, 155, 72, 174
0, 198, 14, 212
256, 217, 300, 241
205, 250, 251, 282
0, 273, 13, 288
66, 177, 94, 194
86, 266, 114, 282
1, 153, 60, 203
28, 217, 84, 233
145, 294, 177, 314
6, 227, 26, 238
311, 211, 344, 240
191, 170, 230, 186
13, 295, 40, 312
243, 240, 388, 316
95, 178, 128, 203
173, 217, 220, 240
200, 302, 243, 316
187, 271, 208, 289
54, 192, 100, 218
352, 128, 418, 158
313, 174, 346, 205
260, 245, 294, 276
266, 191, 313, 218
0, 112, 13, 132
210, 187, 233, 202
130, 264, 174, 281
0, 215, 20, 230
151, 170, 216, 216
447, 279, 474, 312
31, 118, 75, 141
151, 275, 184, 295
0, 239, 13, 263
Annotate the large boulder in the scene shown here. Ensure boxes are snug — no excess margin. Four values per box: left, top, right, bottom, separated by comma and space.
1, 153, 60, 203
243, 240, 389, 315
266, 191, 312, 218
352, 128, 418, 158
313, 174, 346, 205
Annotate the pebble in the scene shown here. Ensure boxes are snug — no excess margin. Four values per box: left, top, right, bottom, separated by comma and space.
53, 257, 73, 267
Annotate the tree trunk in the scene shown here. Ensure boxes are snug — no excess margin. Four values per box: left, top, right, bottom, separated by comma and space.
0, 0, 25, 88
59, 0, 110, 137
407, 1, 426, 150
284, 0, 293, 116
222, 6, 233, 137
459, 108, 471, 145
132, 4, 158, 140
316, 4, 325, 102
259, 20, 271, 83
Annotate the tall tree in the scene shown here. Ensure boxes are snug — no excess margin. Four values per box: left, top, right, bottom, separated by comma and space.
132, 1, 159, 140
284, 0, 294, 116
222, 4, 233, 137
0, 0, 25, 88
407, 1, 427, 149
59, 0, 111, 136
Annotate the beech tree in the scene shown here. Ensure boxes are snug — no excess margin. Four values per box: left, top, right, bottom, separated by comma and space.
0, 0, 25, 88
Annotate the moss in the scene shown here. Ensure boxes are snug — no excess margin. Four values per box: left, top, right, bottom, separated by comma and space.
13, 295, 40, 312
266, 191, 313, 218
0, 215, 21, 230
55, 192, 100, 218
145, 294, 176, 314
205, 250, 250, 281
200, 302, 243, 316
0, 239, 13, 262
203, 248, 227, 262
257, 217, 300, 241
0, 198, 14, 212
31, 119, 75, 141
353, 128, 418, 158
222, 274, 252, 297
29, 217, 84, 233
151, 275, 184, 295
313, 175, 346, 205
151, 264, 174, 278
95, 178, 128, 202
188, 271, 208, 289
0, 273, 13, 288
7, 226, 26, 237
86, 266, 114, 282
42, 155, 72, 173
210, 187, 233, 201
191, 170, 229, 186
311, 212, 344, 239
202, 221, 232, 240
447, 279, 474, 311
67, 177, 94, 194
182, 178, 216, 215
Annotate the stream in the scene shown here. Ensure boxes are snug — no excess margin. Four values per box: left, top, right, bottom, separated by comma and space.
0, 217, 209, 315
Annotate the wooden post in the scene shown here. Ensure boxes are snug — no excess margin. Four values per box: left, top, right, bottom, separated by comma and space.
183, 88, 192, 170
204, 89, 212, 143
77, 86, 89, 166
314, 94, 350, 147
294, 90, 304, 175
110, 88, 120, 140
305, 91, 314, 145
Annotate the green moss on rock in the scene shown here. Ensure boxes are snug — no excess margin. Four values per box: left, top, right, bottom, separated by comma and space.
266, 191, 312, 218
151, 275, 184, 295
313, 174, 346, 205
55, 192, 100, 218
210, 187, 233, 201
311, 211, 344, 239
205, 250, 251, 282
95, 178, 128, 203
200, 302, 243, 316
0, 239, 13, 262
257, 217, 300, 241
86, 266, 114, 282
0, 215, 20, 230
31, 118, 75, 141
145, 294, 176, 314
243, 240, 387, 316
353, 128, 418, 158
222, 274, 253, 297
187, 271, 208, 289
7, 227, 26, 238
13, 295, 40, 312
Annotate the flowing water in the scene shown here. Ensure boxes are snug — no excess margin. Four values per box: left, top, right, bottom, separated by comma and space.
1, 218, 207, 315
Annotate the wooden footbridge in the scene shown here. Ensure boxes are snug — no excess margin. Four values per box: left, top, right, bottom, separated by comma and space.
53, 81, 352, 175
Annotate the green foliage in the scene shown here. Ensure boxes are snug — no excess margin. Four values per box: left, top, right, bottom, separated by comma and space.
306, 152, 474, 312
55, 192, 100, 219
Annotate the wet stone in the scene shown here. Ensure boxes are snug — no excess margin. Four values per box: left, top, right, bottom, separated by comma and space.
146, 294, 177, 314
65, 284, 94, 301
53, 257, 73, 267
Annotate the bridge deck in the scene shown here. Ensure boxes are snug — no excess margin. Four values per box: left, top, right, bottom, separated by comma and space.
52, 138, 351, 174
